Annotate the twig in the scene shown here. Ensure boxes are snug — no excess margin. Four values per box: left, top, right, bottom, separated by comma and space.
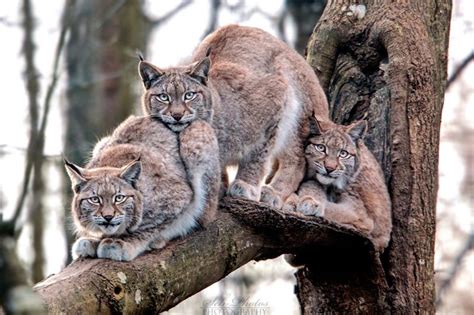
0, 16, 18, 27
94, 0, 127, 30
223, 0, 245, 11
202, 0, 221, 39
150, 0, 193, 27
446, 51, 474, 89
436, 231, 474, 307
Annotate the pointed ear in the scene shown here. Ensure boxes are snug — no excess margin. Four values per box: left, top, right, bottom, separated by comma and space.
120, 159, 141, 189
64, 159, 87, 193
347, 120, 367, 142
189, 57, 210, 85
309, 117, 323, 136
138, 61, 164, 89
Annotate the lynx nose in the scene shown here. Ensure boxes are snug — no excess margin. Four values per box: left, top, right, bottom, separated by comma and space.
103, 215, 113, 222
325, 165, 336, 174
171, 112, 183, 121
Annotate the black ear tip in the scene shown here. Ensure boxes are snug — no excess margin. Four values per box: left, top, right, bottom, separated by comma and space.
63, 157, 75, 169
136, 49, 145, 62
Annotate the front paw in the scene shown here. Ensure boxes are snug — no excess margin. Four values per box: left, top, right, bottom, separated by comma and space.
296, 197, 325, 216
97, 238, 135, 261
282, 193, 299, 212
72, 238, 98, 259
227, 179, 259, 201
260, 185, 283, 209
150, 239, 166, 250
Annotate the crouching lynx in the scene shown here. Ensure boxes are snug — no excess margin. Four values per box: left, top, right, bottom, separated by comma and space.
65, 116, 220, 261
138, 25, 329, 208
283, 119, 392, 251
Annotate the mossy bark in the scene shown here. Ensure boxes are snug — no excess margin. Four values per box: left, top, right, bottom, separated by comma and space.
34, 199, 371, 313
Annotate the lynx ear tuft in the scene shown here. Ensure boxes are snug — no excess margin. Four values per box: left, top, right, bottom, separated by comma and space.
347, 120, 368, 142
64, 158, 87, 193
136, 49, 144, 61
189, 57, 210, 85
138, 61, 164, 89
120, 160, 142, 189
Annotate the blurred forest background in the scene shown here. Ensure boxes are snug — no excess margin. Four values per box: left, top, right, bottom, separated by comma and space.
0, 0, 472, 314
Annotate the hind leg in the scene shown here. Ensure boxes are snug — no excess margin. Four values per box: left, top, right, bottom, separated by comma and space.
261, 135, 306, 209
227, 73, 286, 202
228, 137, 275, 201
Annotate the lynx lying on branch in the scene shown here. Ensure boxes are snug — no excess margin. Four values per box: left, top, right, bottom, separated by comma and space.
65, 117, 220, 261
138, 25, 329, 209
284, 119, 392, 251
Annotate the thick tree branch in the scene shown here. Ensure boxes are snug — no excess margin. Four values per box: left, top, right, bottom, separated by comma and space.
34, 198, 372, 313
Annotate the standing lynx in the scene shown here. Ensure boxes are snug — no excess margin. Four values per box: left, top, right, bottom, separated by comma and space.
284, 119, 392, 251
65, 116, 220, 261
138, 25, 329, 208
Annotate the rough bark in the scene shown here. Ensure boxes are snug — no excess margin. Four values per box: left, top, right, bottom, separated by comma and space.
299, 0, 451, 313
34, 198, 372, 313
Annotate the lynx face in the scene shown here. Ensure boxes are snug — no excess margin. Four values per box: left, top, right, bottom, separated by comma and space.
139, 58, 213, 132
306, 120, 367, 189
65, 160, 143, 237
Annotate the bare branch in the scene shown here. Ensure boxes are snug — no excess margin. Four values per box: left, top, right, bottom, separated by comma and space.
436, 231, 474, 307
149, 0, 193, 27
446, 51, 474, 89
0, 16, 18, 27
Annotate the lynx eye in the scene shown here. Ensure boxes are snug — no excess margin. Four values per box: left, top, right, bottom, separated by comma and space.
88, 196, 101, 204
339, 150, 350, 158
114, 194, 126, 203
156, 93, 169, 102
184, 91, 196, 101
314, 144, 326, 152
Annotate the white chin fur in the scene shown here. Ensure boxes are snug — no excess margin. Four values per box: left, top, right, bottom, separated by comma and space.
316, 174, 335, 185
99, 225, 121, 235
168, 123, 188, 132
316, 174, 347, 189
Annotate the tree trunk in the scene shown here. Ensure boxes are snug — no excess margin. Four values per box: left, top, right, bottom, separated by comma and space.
19, 0, 45, 284
298, 0, 451, 313
63, 0, 151, 263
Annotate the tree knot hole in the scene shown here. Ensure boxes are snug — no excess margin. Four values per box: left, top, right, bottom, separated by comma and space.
114, 284, 125, 300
